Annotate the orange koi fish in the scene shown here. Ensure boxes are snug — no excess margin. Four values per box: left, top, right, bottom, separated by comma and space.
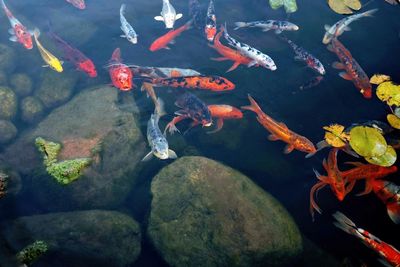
150, 20, 192, 51
333, 212, 400, 266
327, 38, 372, 99
208, 27, 253, 72
207, 105, 243, 133
144, 75, 235, 91
107, 48, 133, 91
241, 94, 316, 156
368, 179, 400, 224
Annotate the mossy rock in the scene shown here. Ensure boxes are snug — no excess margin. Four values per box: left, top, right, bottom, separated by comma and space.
10, 73, 33, 97
0, 71, 8, 85
0, 120, 17, 144
21, 96, 44, 124
0, 86, 17, 120
148, 156, 303, 267
0, 44, 16, 73
1, 210, 141, 267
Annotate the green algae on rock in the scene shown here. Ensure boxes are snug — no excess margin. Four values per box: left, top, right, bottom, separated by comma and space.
21, 96, 44, 123
0, 86, 17, 120
35, 137, 61, 166
0, 120, 17, 144
148, 156, 303, 267
0, 44, 16, 73
16, 240, 48, 266
10, 73, 33, 97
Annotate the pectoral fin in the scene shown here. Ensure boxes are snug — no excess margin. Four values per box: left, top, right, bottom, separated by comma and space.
343, 26, 351, 31
247, 60, 257, 67
261, 28, 271, 32
274, 29, 282, 34
42, 65, 49, 68
8, 28, 14, 34
207, 118, 224, 134
154, 16, 164, 21
168, 149, 178, 159
120, 35, 127, 38
339, 72, 353, 81
332, 62, 345, 69
268, 134, 279, 141
226, 61, 241, 72
284, 144, 294, 154
9, 36, 17, 42
211, 57, 229, 61
142, 151, 153, 161
175, 13, 183, 20
326, 44, 334, 52
324, 25, 331, 31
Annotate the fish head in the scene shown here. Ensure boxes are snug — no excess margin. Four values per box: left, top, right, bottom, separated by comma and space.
261, 57, 277, 71
294, 137, 317, 155
333, 182, 346, 201
72, 0, 86, 9
360, 86, 372, 99
153, 138, 169, 159
21, 32, 33, 49
220, 78, 235, 91
164, 13, 176, 29
51, 60, 64, 73
127, 35, 138, 44
111, 67, 133, 91
315, 63, 326, 75
322, 33, 333, 45
205, 26, 217, 42
79, 60, 97, 77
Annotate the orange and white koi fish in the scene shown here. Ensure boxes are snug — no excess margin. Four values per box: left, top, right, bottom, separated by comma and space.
333, 211, 400, 267
107, 48, 133, 91
150, 20, 192, 51
1, 0, 33, 49
204, 0, 217, 41
327, 38, 372, 98
241, 94, 316, 156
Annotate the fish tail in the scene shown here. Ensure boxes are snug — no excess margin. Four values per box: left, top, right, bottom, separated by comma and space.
362, 8, 378, 17
233, 22, 247, 30
111, 47, 121, 62
241, 94, 263, 115
156, 97, 166, 118
332, 212, 359, 236
185, 19, 193, 30
120, 3, 126, 15
387, 202, 400, 224
33, 27, 40, 39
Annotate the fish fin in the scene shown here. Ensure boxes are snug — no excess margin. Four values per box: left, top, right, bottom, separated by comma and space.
345, 180, 356, 194
316, 140, 329, 151
241, 94, 263, 114
261, 28, 271, 32
324, 24, 331, 31
247, 60, 257, 67
294, 56, 303, 61
326, 44, 334, 52
28, 29, 35, 35
284, 144, 294, 154
120, 35, 126, 38
274, 29, 282, 34
332, 212, 358, 235
339, 72, 353, 81
33, 27, 40, 38
268, 134, 279, 141
156, 97, 166, 117
313, 169, 327, 182
305, 151, 316, 158
233, 22, 246, 30
210, 57, 229, 61
356, 179, 373, 196
226, 61, 240, 72
207, 118, 223, 134
378, 259, 393, 267
8, 28, 14, 34
363, 8, 378, 17
175, 13, 183, 20
154, 16, 164, 21
387, 203, 400, 224
164, 46, 171, 50
42, 65, 49, 68
332, 62, 345, 69
9, 36, 17, 42
168, 149, 178, 159
169, 39, 176, 45
344, 161, 364, 167
141, 151, 153, 162
343, 26, 351, 31
322, 159, 328, 171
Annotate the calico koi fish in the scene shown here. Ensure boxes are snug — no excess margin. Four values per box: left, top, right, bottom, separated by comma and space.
208, 27, 253, 72
144, 75, 235, 91
368, 180, 400, 224
280, 36, 325, 75
204, 0, 217, 41
234, 20, 299, 34
154, 0, 183, 29
323, 9, 378, 44
223, 25, 276, 70
47, 27, 97, 77
328, 38, 372, 98
1, 0, 33, 49
120, 4, 138, 44
242, 94, 316, 156
33, 29, 63, 73
333, 212, 400, 266
65, 0, 86, 9
150, 20, 192, 51
107, 48, 133, 91
130, 65, 201, 79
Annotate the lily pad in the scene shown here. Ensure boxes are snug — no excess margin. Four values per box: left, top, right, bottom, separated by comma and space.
370, 74, 391, 85
327, 0, 362, 14
365, 145, 397, 167
349, 126, 387, 157
376, 81, 400, 106
387, 114, 400, 130
323, 124, 350, 147
269, 0, 298, 13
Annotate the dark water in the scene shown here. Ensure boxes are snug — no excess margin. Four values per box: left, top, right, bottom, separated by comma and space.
0, 0, 399, 266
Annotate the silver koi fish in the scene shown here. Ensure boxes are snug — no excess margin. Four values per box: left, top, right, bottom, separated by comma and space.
234, 20, 299, 34
154, 0, 183, 29
120, 4, 138, 44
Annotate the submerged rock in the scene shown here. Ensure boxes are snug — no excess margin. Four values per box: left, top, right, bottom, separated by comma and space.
0, 71, 7, 85
148, 156, 303, 267
16, 240, 48, 266
10, 73, 33, 97
0, 86, 17, 120
1, 210, 141, 267
20, 96, 44, 123
0, 44, 16, 73
2, 86, 146, 210
0, 120, 17, 144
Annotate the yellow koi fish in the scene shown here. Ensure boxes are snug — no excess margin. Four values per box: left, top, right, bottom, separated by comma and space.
33, 28, 63, 72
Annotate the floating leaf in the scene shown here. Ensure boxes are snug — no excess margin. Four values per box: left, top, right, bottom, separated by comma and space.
395, 108, 400, 117
387, 114, 400, 129
376, 81, 400, 106
370, 74, 391, 85
327, 0, 362, 14
269, 0, 298, 13
365, 145, 397, 167
323, 124, 350, 147
349, 126, 387, 157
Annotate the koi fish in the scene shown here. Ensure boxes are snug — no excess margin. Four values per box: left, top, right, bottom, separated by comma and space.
280, 36, 325, 75
33, 28, 63, 73
143, 75, 235, 91
141, 82, 163, 116
47, 26, 97, 77
234, 20, 299, 34
150, 20, 192, 51
164, 92, 212, 134
333, 212, 400, 266
1, 0, 33, 49
368, 180, 400, 224
189, 0, 202, 29
323, 9, 378, 44
130, 65, 201, 79
223, 25, 277, 71
142, 98, 177, 161
120, 4, 138, 44
206, 105, 243, 133
204, 0, 217, 41
208, 27, 253, 72
242, 94, 316, 156
107, 48, 133, 91
65, 0, 86, 9
154, 0, 183, 29
328, 38, 372, 99
299, 76, 323, 90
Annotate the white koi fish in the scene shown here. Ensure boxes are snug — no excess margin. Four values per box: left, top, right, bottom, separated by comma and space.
154, 0, 183, 29
120, 4, 138, 44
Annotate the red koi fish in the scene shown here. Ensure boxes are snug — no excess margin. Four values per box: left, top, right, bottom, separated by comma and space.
144, 75, 235, 91
208, 27, 253, 72
333, 212, 400, 266
66, 0, 86, 9
204, 0, 217, 41
368, 179, 400, 224
327, 38, 372, 99
241, 95, 316, 156
47, 29, 97, 77
108, 48, 133, 91
1, 0, 33, 49
150, 20, 192, 51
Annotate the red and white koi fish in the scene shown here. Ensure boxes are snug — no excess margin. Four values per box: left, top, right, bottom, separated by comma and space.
150, 20, 192, 51
65, 0, 86, 10
1, 0, 33, 49
368, 179, 400, 224
204, 0, 217, 41
107, 48, 133, 91
333, 211, 400, 267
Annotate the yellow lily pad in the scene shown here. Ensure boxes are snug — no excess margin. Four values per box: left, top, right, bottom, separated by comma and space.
370, 74, 391, 85
327, 0, 361, 14
349, 126, 387, 157
323, 124, 350, 147
365, 145, 397, 167
376, 81, 400, 106
344, 0, 361, 10
387, 114, 400, 129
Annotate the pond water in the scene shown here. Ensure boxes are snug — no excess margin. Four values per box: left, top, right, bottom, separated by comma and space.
0, 0, 399, 266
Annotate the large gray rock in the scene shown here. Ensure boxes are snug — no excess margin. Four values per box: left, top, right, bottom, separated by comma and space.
0, 44, 16, 73
0, 120, 17, 144
0, 210, 141, 267
0, 86, 17, 120
148, 156, 303, 267
1, 85, 146, 210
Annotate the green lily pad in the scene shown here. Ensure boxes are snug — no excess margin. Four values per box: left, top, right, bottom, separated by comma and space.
365, 145, 397, 167
269, 0, 298, 13
376, 81, 400, 106
349, 126, 387, 157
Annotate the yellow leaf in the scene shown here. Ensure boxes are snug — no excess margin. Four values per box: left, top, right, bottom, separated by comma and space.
349, 126, 387, 157
365, 145, 397, 167
387, 114, 400, 129
376, 81, 400, 106
370, 74, 391, 85
327, 0, 362, 14
343, 0, 361, 10
323, 124, 350, 147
